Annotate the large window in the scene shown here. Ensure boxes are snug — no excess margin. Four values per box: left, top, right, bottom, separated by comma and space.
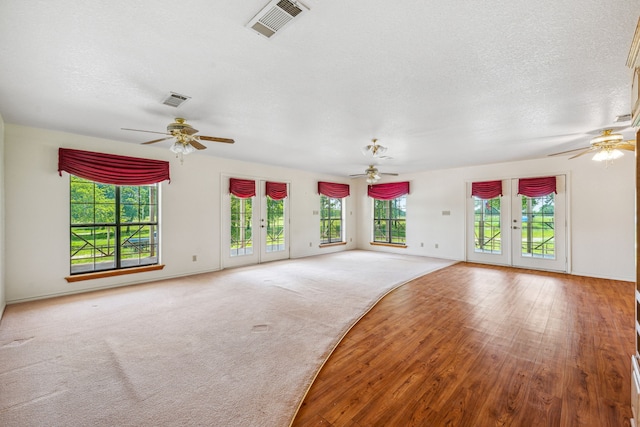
373, 196, 406, 244
70, 176, 159, 274
320, 195, 344, 244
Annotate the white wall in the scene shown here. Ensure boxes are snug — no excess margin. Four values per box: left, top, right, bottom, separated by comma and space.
5, 123, 635, 302
0, 114, 5, 316
4, 124, 356, 302
356, 154, 636, 281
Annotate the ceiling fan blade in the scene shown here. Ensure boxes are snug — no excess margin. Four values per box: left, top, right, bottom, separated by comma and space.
142, 137, 173, 145
617, 141, 636, 151
547, 146, 591, 157
122, 128, 170, 136
198, 135, 235, 144
568, 148, 595, 159
189, 139, 207, 150
349, 173, 367, 177
380, 172, 399, 176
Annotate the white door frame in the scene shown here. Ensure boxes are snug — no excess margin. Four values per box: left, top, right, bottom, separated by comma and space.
221, 175, 290, 269
466, 179, 511, 266
466, 174, 569, 273
511, 175, 567, 272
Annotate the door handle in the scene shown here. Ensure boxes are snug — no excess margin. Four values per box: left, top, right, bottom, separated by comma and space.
512, 226, 520, 229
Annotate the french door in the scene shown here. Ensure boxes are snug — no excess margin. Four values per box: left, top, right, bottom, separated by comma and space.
222, 178, 290, 268
467, 175, 567, 272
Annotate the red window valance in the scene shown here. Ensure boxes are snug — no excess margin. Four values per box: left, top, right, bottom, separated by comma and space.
230, 178, 256, 198
368, 181, 410, 200
58, 148, 170, 185
471, 180, 503, 199
318, 181, 350, 198
266, 181, 287, 200
518, 176, 556, 197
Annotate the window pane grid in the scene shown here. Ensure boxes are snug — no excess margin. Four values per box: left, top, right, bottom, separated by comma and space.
266, 197, 285, 253
474, 197, 501, 254
70, 177, 158, 274
521, 194, 555, 259
230, 195, 253, 256
373, 196, 406, 244
320, 196, 344, 244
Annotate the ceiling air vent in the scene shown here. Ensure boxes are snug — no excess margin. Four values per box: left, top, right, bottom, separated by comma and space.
246, 0, 310, 39
614, 113, 632, 123
162, 92, 191, 108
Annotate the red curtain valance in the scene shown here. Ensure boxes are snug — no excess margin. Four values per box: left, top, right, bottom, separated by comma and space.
58, 148, 170, 185
230, 178, 256, 198
368, 181, 410, 200
518, 176, 556, 197
471, 180, 503, 199
266, 181, 287, 200
318, 181, 350, 198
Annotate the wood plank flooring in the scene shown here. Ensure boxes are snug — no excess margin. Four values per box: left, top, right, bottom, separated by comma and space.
291, 262, 635, 427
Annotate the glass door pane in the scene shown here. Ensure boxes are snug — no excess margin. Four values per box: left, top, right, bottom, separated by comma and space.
230, 195, 254, 257
474, 197, 502, 254
511, 176, 566, 272
520, 194, 555, 259
265, 197, 285, 253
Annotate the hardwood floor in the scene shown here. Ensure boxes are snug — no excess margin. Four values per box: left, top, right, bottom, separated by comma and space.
291, 262, 635, 427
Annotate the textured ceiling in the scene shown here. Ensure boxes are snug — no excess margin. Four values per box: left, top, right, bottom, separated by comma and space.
0, 1, 638, 176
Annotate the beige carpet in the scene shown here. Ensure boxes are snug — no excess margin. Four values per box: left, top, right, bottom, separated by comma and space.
0, 250, 454, 426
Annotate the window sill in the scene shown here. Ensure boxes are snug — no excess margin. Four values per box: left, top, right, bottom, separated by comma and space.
319, 241, 347, 248
369, 242, 408, 249
65, 264, 165, 283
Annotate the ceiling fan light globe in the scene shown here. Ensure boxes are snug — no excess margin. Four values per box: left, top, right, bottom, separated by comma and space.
169, 142, 182, 154
592, 149, 624, 162
170, 142, 196, 155
612, 149, 625, 159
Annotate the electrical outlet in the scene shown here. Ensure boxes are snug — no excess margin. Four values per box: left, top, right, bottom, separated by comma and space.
309, 242, 312, 247
435, 243, 439, 249
192, 255, 197, 262
421, 242, 424, 247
